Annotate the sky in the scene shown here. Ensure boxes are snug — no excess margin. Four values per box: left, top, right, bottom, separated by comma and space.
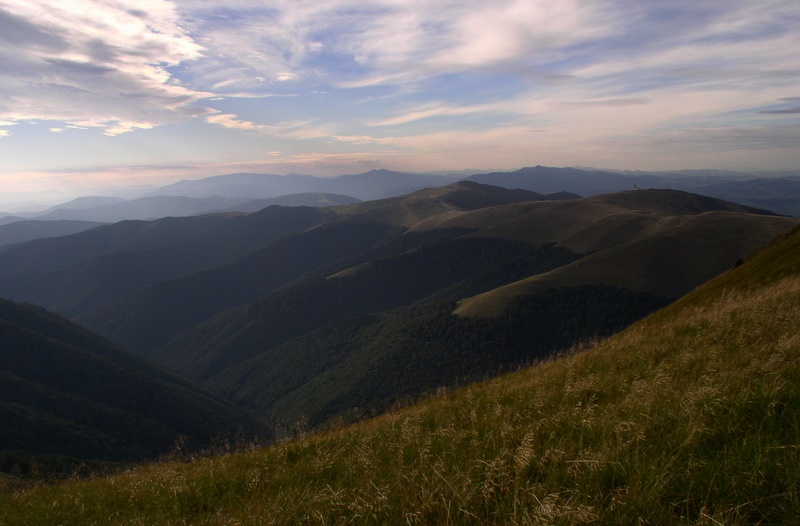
0, 0, 799, 203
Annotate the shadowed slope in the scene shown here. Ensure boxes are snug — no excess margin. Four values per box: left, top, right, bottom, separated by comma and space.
77, 182, 564, 354
151, 189, 795, 430
4, 223, 799, 525
0, 206, 336, 317
0, 299, 256, 475
0, 220, 103, 247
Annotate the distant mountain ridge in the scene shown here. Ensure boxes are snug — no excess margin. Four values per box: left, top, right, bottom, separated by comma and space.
4, 165, 799, 223
0, 206, 337, 316
150, 169, 452, 201
32, 193, 362, 223
0, 220, 103, 247
467, 166, 800, 215
34, 195, 249, 222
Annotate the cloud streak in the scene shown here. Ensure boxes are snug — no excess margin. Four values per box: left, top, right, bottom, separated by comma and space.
0, 0, 209, 135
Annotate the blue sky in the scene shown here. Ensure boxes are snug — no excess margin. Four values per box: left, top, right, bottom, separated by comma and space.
0, 0, 799, 201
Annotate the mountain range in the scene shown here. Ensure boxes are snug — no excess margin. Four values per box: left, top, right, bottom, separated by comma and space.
1, 166, 798, 231
467, 166, 800, 216
0, 219, 103, 247
3, 189, 799, 524
0, 180, 795, 442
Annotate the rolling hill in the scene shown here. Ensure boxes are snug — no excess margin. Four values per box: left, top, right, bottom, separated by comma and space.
0, 205, 337, 316
0, 298, 256, 477
145, 188, 796, 428
0, 219, 103, 247
0, 216, 25, 226
4, 208, 798, 524
73, 182, 568, 354
466, 165, 800, 216
32, 195, 252, 222
0, 182, 796, 435
21, 193, 360, 222
218, 192, 361, 212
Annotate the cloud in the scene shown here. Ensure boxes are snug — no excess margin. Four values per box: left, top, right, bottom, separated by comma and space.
0, 0, 210, 135
654, 125, 800, 151
205, 112, 334, 140
759, 107, 800, 115
173, 0, 607, 91
170, 0, 800, 145
5, 1, 798, 135
331, 134, 396, 145
2, 0, 799, 181
173, 1, 799, 93
370, 102, 505, 127
205, 113, 262, 132
423, 1, 607, 69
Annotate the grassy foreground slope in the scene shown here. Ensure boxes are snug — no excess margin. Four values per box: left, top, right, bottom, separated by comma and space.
2, 228, 799, 524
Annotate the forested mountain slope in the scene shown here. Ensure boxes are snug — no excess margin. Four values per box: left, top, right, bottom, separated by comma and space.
0, 206, 336, 316
0, 183, 795, 433
0, 299, 256, 476
75, 182, 567, 354
5, 212, 799, 525
152, 188, 796, 428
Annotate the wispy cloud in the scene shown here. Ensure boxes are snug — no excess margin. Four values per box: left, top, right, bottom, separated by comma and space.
370, 102, 508, 127
0, 0, 209, 135
205, 112, 334, 140
759, 107, 800, 115
0, 0, 798, 196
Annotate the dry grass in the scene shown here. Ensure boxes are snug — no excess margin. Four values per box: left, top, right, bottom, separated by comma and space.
2, 237, 799, 525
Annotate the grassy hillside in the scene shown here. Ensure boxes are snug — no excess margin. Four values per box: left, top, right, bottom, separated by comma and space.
2, 227, 797, 525
0, 299, 257, 478
456, 210, 796, 317
212, 286, 669, 429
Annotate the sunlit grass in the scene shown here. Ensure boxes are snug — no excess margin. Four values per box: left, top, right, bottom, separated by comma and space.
2, 236, 799, 525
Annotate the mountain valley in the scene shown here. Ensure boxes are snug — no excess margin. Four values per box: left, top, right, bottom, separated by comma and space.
0, 180, 796, 443
2, 180, 799, 524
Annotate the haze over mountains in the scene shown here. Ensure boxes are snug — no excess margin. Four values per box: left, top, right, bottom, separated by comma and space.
1, 175, 796, 450
1, 166, 799, 229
